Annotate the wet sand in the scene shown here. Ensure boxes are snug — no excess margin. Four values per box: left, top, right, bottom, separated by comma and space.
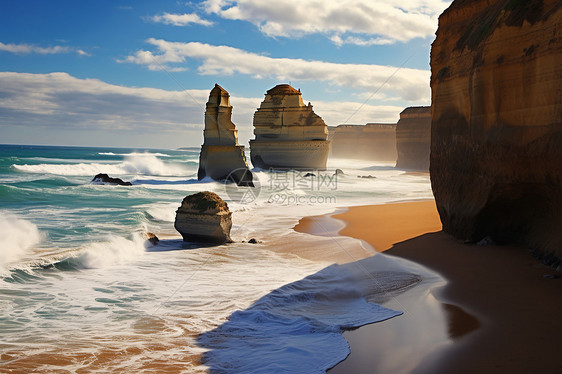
310, 201, 562, 373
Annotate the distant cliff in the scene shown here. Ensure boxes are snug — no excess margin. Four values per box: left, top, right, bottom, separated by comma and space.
395, 107, 431, 170
430, 0, 562, 256
329, 123, 397, 161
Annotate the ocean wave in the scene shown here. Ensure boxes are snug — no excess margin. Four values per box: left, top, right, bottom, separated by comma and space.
98, 152, 171, 157
12, 153, 189, 177
0, 212, 42, 273
64, 234, 147, 269
198, 262, 410, 373
145, 203, 179, 222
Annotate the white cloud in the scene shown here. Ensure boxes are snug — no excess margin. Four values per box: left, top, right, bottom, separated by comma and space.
0, 41, 89, 56
120, 38, 430, 102
151, 12, 213, 26
0, 72, 406, 147
202, 0, 451, 44
330, 35, 394, 47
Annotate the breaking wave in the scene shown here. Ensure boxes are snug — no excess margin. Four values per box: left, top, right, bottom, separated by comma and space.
98, 152, 171, 157
0, 212, 42, 272
12, 153, 188, 177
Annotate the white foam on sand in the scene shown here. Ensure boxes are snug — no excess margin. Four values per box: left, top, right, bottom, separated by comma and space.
198, 261, 408, 373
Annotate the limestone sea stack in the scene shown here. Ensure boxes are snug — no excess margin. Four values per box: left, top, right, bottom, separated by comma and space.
198, 84, 253, 186
328, 123, 397, 161
249, 84, 330, 170
395, 106, 431, 170
174, 191, 232, 244
430, 0, 562, 256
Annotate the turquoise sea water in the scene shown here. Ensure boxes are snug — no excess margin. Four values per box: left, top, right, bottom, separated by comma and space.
0, 144, 434, 372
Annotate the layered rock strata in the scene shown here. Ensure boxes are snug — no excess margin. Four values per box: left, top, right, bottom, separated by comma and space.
430, 0, 562, 256
328, 123, 397, 161
395, 107, 431, 170
174, 191, 232, 243
249, 84, 330, 169
198, 84, 253, 186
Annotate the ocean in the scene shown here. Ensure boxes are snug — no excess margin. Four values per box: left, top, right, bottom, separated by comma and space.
0, 144, 435, 373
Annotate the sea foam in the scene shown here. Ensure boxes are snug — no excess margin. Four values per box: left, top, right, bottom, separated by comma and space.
99, 152, 171, 157
198, 262, 406, 373
0, 212, 42, 272
12, 153, 188, 177
71, 234, 147, 269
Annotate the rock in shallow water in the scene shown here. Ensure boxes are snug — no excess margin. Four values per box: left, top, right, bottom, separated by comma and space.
91, 173, 132, 186
174, 191, 232, 244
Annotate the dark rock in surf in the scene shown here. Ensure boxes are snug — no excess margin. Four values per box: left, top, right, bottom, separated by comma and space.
143, 232, 159, 246
91, 173, 132, 186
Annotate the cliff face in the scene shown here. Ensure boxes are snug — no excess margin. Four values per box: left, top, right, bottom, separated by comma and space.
395, 107, 431, 170
430, 0, 562, 255
329, 124, 397, 161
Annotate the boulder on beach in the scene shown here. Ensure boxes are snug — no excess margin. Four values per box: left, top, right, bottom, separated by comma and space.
91, 173, 132, 186
174, 191, 232, 244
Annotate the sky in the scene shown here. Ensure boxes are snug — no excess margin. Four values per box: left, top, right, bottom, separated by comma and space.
0, 0, 452, 149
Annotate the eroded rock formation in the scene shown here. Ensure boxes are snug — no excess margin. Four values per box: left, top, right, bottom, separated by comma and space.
198, 84, 253, 186
329, 123, 397, 161
174, 191, 232, 244
430, 0, 562, 256
395, 107, 431, 170
249, 84, 330, 169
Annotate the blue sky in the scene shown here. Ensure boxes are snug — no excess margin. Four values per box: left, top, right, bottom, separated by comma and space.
0, 0, 451, 148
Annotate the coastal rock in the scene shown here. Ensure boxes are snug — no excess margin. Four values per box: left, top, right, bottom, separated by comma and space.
174, 191, 232, 244
328, 123, 397, 161
395, 107, 431, 171
142, 232, 159, 246
430, 0, 562, 256
249, 84, 330, 170
91, 173, 132, 186
198, 84, 254, 187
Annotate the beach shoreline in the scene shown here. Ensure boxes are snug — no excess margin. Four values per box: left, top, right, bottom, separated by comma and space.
297, 200, 562, 373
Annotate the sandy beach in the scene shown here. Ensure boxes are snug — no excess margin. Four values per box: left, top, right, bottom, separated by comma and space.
297, 200, 562, 373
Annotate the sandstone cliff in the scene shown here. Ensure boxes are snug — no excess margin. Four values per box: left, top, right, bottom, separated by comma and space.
198, 84, 253, 186
250, 84, 330, 170
395, 106, 431, 170
329, 123, 397, 161
430, 0, 562, 256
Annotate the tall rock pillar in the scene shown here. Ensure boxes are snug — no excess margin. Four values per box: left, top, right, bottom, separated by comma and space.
198, 84, 253, 186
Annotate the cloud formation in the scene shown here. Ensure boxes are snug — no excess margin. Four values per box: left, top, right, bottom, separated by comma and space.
202, 0, 451, 44
0, 41, 88, 56
0, 72, 405, 147
151, 12, 213, 26
121, 39, 430, 102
